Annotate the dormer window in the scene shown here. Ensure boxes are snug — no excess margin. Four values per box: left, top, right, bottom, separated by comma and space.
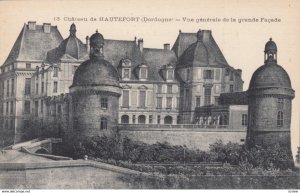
138, 63, 148, 80
161, 63, 175, 81
167, 69, 174, 80
120, 58, 132, 80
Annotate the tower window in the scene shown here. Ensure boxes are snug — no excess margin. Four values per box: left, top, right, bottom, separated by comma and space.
278, 98, 284, 109
230, 85, 234, 93
100, 117, 107, 130
242, 114, 248, 126
277, 111, 283, 127
101, 98, 108, 109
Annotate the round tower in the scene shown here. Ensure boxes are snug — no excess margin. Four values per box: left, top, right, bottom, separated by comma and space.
69, 30, 121, 138
247, 38, 295, 149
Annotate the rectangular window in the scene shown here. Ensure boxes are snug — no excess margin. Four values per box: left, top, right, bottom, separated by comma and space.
41, 100, 44, 114
242, 114, 248, 126
167, 85, 172, 94
101, 98, 108, 109
156, 97, 162, 109
11, 79, 14, 96
10, 119, 14, 130
26, 63, 31, 69
176, 97, 180, 109
204, 87, 211, 106
25, 78, 31, 95
123, 69, 130, 79
139, 90, 146, 108
131, 91, 137, 106
140, 68, 147, 79
204, 70, 214, 79
53, 81, 58, 93
6, 102, 9, 114
36, 83, 39, 95
215, 96, 220, 106
41, 82, 44, 94
230, 85, 234, 93
149, 115, 153, 124
132, 115, 136, 124
157, 115, 161, 124
215, 69, 220, 81
24, 101, 30, 114
167, 70, 173, 80
57, 105, 62, 115
10, 101, 13, 114
230, 71, 234, 81
166, 97, 172, 109
53, 67, 58, 77
35, 101, 38, 117
196, 96, 201, 107
122, 90, 129, 107
157, 84, 162, 94
6, 80, 9, 97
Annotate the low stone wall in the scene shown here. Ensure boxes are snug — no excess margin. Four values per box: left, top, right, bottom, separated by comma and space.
0, 160, 141, 189
119, 126, 247, 150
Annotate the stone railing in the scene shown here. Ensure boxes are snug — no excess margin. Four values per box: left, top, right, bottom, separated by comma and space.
118, 124, 230, 129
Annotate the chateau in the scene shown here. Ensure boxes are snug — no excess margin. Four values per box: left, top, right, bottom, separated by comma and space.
0, 22, 294, 154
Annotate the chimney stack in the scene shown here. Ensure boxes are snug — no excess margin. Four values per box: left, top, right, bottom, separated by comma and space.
86, 36, 90, 53
203, 30, 211, 43
164, 43, 170, 50
138, 38, 143, 52
43, 23, 51, 33
28, 21, 36, 30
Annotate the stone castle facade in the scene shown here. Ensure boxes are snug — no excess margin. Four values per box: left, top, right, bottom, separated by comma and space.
0, 22, 294, 154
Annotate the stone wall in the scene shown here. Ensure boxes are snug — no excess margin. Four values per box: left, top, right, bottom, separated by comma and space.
0, 160, 141, 189
119, 127, 247, 150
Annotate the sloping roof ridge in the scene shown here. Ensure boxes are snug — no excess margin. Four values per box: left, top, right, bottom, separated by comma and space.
209, 33, 229, 66
2, 24, 26, 66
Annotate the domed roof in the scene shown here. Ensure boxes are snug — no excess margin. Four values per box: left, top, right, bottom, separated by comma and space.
72, 58, 120, 87
249, 63, 291, 89
90, 30, 104, 46
265, 38, 277, 53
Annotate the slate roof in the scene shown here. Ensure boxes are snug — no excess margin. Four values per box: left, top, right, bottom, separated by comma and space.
46, 35, 88, 63
143, 48, 177, 81
249, 63, 292, 89
3, 23, 63, 66
174, 30, 229, 68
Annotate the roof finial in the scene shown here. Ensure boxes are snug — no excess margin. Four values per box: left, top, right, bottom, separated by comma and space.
269, 37, 272, 41
96, 29, 98, 33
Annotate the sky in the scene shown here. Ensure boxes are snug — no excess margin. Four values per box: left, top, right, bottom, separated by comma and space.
0, 0, 299, 156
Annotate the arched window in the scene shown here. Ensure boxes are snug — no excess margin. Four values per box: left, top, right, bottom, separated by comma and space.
277, 111, 283, 127
138, 115, 146, 124
100, 117, 107, 130
164, 116, 173, 124
121, 115, 129, 124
